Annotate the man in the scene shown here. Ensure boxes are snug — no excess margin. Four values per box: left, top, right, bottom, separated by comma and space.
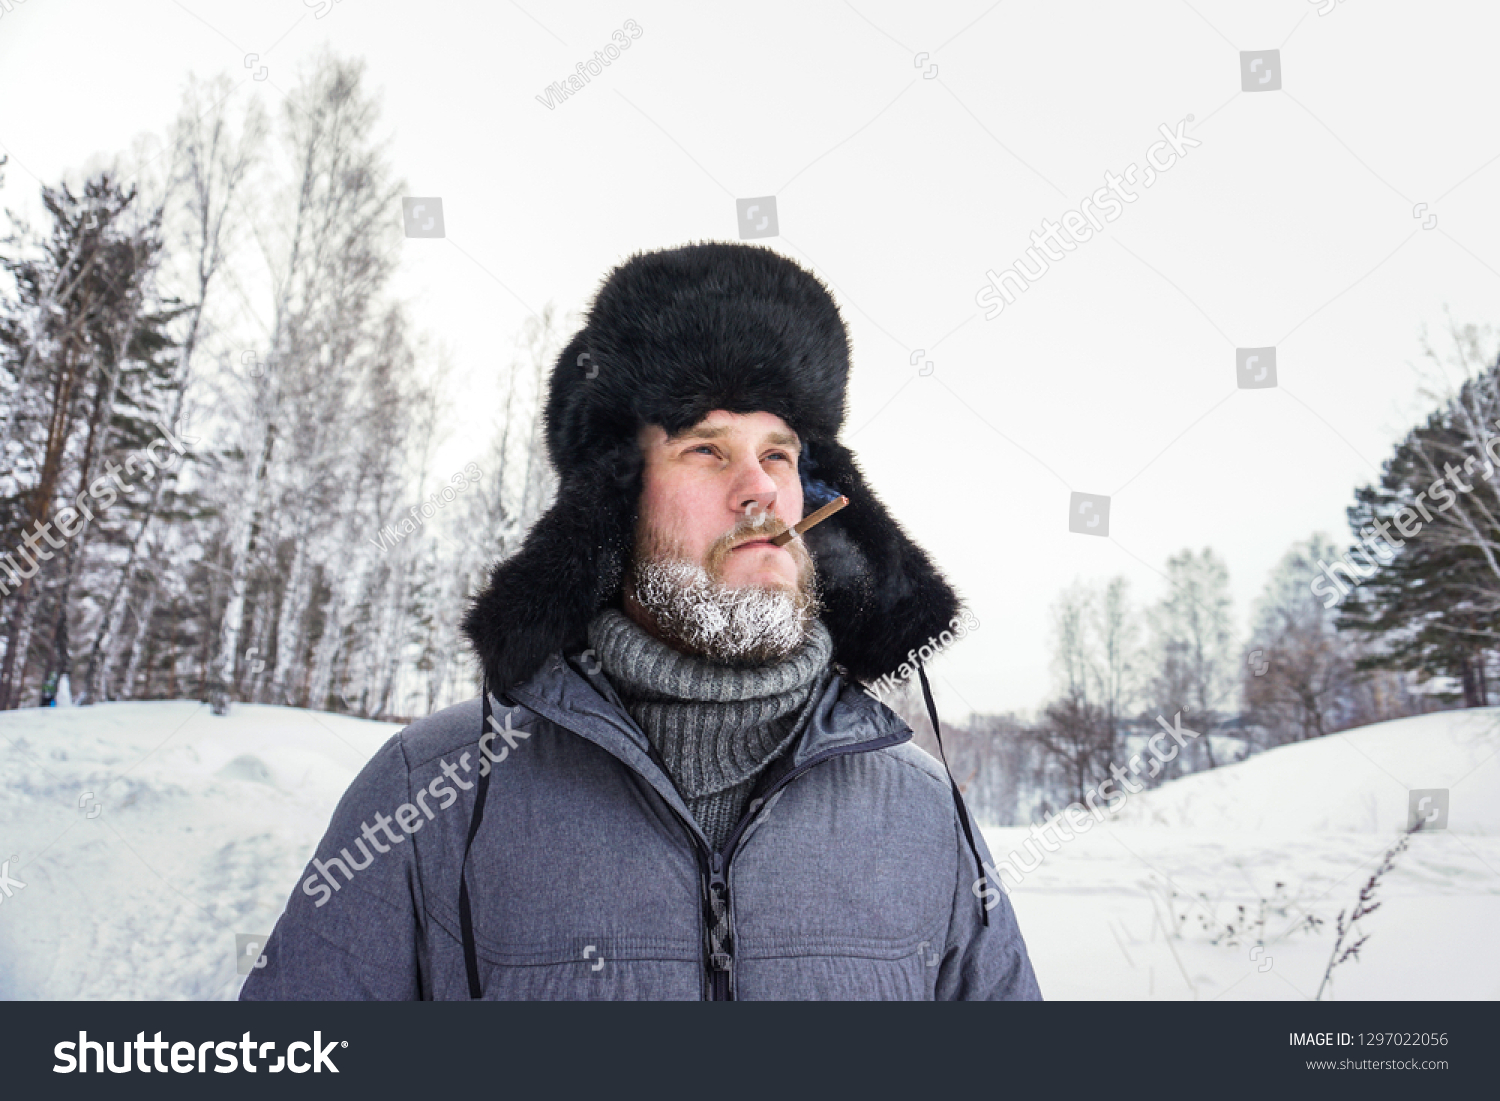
240, 242, 1040, 1000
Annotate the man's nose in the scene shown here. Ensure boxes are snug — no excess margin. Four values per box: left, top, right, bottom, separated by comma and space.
732, 459, 778, 525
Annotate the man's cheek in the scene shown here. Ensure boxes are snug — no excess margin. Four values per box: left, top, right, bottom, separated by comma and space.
796, 540, 816, 579
793, 543, 818, 596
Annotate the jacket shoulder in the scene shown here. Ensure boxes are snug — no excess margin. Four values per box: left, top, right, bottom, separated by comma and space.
395, 693, 553, 772
880, 739, 954, 794
837, 682, 952, 794
392, 696, 485, 771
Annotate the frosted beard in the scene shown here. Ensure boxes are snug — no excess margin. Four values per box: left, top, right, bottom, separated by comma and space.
627, 515, 821, 666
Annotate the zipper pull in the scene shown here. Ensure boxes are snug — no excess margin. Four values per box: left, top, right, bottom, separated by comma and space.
708, 851, 727, 897
704, 852, 734, 999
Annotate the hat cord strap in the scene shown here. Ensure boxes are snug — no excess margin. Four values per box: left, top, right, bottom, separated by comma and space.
459, 679, 498, 998
918, 663, 990, 929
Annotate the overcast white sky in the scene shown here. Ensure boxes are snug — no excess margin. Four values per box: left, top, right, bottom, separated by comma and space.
2, 0, 1498, 719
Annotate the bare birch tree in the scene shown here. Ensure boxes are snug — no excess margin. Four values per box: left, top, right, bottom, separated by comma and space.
83, 76, 264, 703
1145, 548, 1235, 767
207, 53, 402, 715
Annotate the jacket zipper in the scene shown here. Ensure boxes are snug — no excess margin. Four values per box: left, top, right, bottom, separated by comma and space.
515, 676, 911, 1001
649, 732, 909, 1001
640, 743, 733, 1001
706, 851, 731, 1000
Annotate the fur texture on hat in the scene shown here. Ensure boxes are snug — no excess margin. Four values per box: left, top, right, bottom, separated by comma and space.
462, 242, 961, 694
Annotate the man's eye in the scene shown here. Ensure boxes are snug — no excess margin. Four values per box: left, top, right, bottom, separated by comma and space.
689, 445, 716, 456
765, 451, 793, 463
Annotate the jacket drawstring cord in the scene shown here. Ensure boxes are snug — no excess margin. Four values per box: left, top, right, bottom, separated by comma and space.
459, 678, 498, 998
918, 663, 990, 928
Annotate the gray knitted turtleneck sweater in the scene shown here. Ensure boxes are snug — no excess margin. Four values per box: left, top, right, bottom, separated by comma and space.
586, 607, 834, 852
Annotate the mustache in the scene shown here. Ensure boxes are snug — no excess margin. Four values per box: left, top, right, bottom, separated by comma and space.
699, 514, 814, 586
631, 511, 816, 593
716, 515, 793, 553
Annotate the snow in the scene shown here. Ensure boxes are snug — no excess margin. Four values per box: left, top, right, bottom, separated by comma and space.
1108, 707, 1500, 836
989, 708, 1500, 1000
1, 700, 1495, 999
0, 701, 398, 1000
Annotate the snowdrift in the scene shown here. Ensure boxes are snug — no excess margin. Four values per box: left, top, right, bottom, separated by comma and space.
0, 701, 398, 1000
1112, 708, 1500, 835
0, 700, 1495, 999
983, 708, 1500, 1000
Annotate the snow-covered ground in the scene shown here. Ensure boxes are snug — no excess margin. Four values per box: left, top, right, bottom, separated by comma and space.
996, 708, 1500, 1000
0, 701, 398, 1000
0, 701, 1495, 999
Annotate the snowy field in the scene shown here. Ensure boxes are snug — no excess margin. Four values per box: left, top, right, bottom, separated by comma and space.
0, 701, 1495, 1000
1000, 708, 1500, 1000
0, 702, 398, 1000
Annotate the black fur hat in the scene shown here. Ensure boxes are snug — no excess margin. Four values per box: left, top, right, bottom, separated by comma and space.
462, 241, 961, 694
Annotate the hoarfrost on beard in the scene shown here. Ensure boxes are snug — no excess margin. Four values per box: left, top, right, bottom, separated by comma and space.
632, 557, 811, 664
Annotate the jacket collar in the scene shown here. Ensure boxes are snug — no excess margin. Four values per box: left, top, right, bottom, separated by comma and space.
502, 648, 910, 820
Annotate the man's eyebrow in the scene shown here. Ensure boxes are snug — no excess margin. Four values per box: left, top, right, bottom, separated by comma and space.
664, 425, 801, 451
667, 424, 731, 442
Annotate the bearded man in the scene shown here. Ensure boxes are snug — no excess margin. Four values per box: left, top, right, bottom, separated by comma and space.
241, 242, 1040, 1001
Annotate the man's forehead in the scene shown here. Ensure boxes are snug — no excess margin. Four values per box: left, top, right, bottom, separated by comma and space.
649, 411, 800, 447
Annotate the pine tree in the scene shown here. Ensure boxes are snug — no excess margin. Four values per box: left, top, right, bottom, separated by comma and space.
0, 174, 187, 708
1336, 354, 1500, 706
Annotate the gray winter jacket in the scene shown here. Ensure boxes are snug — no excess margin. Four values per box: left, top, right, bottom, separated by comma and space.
239, 650, 1041, 1000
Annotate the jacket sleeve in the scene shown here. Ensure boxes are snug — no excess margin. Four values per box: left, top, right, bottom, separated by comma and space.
935, 799, 1042, 1001
239, 733, 426, 1001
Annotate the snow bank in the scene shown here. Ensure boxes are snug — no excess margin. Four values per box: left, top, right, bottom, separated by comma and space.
987, 708, 1500, 1000
1110, 708, 1500, 835
1, 700, 1495, 999
0, 701, 397, 1000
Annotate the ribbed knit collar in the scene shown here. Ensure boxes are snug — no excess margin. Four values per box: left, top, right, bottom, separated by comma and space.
586, 607, 833, 799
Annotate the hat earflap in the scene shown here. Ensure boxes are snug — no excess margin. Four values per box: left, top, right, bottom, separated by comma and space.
800, 439, 963, 684
461, 443, 640, 694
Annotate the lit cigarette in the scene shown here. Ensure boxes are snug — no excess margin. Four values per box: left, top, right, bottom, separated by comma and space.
769, 495, 848, 547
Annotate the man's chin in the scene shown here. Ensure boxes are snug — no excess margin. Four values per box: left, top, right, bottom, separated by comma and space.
627, 553, 820, 666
